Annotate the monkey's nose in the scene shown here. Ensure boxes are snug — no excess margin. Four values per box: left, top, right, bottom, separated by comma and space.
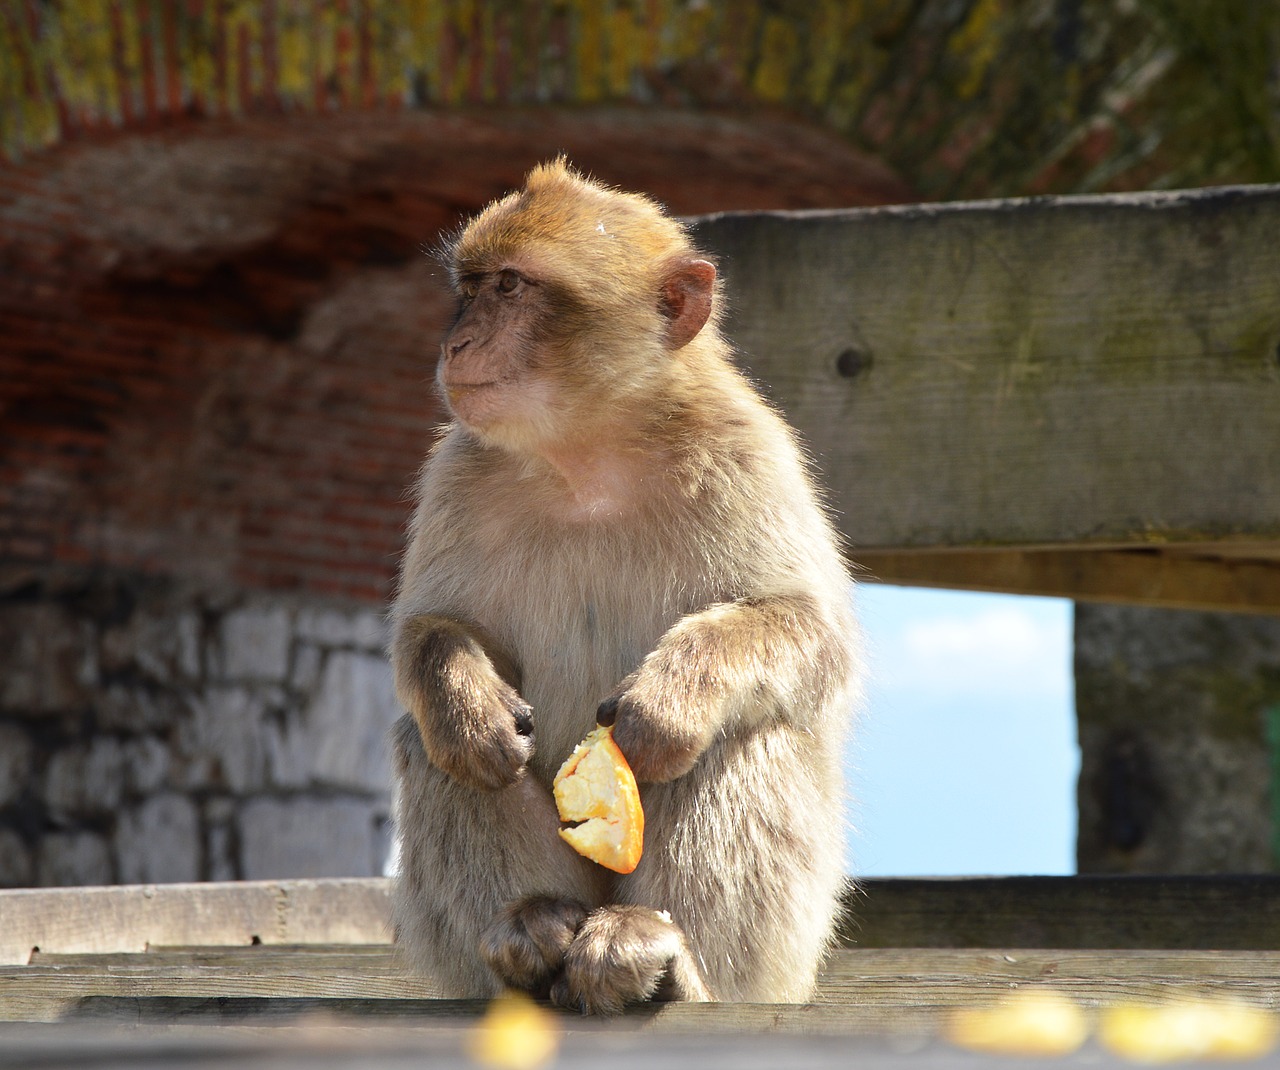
446, 336, 472, 360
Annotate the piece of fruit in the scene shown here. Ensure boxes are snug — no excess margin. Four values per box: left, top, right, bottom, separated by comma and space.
1098, 999, 1278, 1063
467, 991, 560, 1070
552, 724, 644, 874
946, 990, 1089, 1057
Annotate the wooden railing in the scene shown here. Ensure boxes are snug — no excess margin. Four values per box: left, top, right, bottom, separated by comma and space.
694, 184, 1280, 613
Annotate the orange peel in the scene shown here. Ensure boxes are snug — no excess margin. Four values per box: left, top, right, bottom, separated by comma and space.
552, 724, 644, 874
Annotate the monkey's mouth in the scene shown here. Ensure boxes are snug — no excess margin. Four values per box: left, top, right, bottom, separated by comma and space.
444, 380, 497, 398
443, 381, 501, 411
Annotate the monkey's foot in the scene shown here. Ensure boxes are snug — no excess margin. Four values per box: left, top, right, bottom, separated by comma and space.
550, 904, 712, 1016
479, 895, 589, 998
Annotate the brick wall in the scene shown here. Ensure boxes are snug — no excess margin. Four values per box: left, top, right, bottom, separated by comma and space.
0, 109, 907, 602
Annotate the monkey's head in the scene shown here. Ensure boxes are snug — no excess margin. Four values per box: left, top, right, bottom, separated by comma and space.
436, 158, 718, 453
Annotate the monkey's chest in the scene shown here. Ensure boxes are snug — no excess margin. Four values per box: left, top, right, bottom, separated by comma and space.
471, 527, 718, 783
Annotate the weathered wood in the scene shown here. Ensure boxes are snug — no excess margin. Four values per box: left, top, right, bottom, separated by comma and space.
856, 546, 1280, 614
0, 1020, 1226, 1070
0, 879, 391, 966
846, 876, 1280, 950
8, 876, 1280, 969
692, 185, 1280, 610
5, 946, 1278, 1025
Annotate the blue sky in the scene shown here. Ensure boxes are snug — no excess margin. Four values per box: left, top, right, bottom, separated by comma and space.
845, 584, 1078, 877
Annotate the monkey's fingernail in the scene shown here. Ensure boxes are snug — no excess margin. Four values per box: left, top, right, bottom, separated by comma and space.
514, 705, 535, 736
596, 697, 619, 727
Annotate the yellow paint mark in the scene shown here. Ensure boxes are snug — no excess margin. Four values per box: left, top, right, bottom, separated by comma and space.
720, 0, 759, 94
172, 0, 210, 113
675, 2, 715, 65
58, 0, 112, 117
372, 0, 411, 103
406, 0, 444, 102
606, 5, 636, 97
574, 0, 604, 102
804, 0, 844, 107
950, 0, 1002, 100
753, 15, 797, 103
446, 0, 473, 105
277, 2, 311, 100
3, 7, 58, 150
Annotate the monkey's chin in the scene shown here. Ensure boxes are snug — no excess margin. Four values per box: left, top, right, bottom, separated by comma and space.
445, 381, 562, 454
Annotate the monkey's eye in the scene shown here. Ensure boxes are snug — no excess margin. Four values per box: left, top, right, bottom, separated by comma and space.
496, 269, 522, 295
458, 278, 480, 302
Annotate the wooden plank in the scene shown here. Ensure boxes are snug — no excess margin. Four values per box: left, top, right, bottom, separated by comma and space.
821, 948, 1280, 1009
0, 1020, 1215, 1070
0, 878, 391, 965
856, 547, 1280, 614
845, 876, 1280, 950
6, 949, 1280, 1033
7, 876, 1280, 967
691, 186, 1280, 605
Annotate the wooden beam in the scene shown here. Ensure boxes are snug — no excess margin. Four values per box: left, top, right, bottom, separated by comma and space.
856, 547, 1280, 614
845, 876, 1280, 950
0, 879, 391, 966
692, 186, 1280, 606
6, 948, 1280, 1029
8, 876, 1280, 968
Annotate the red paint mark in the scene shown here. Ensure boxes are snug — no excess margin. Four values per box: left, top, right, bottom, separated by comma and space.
549, 6, 568, 101
237, 20, 252, 112
261, 0, 280, 110
439, 11, 457, 102
162, 1, 182, 114
467, 5, 484, 102
494, 8, 512, 101
109, 1, 136, 125
213, 0, 229, 116
138, 0, 158, 121
312, 8, 327, 112
357, 0, 374, 107
335, 0, 352, 107
518, 0, 539, 99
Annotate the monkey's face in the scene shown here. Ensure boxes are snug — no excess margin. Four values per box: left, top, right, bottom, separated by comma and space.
435, 159, 717, 455
439, 266, 533, 430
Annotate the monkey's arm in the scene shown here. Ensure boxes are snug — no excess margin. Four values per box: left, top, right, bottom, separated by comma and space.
604, 593, 856, 783
391, 614, 533, 791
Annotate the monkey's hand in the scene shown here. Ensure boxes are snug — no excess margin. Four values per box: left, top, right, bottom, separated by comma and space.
392, 615, 533, 791
598, 662, 715, 785
601, 595, 855, 783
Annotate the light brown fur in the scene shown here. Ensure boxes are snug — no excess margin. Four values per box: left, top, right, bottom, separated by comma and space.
389, 160, 861, 1013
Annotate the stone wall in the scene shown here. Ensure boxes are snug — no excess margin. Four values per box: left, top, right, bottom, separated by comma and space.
0, 571, 400, 887
1075, 603, 1280, 874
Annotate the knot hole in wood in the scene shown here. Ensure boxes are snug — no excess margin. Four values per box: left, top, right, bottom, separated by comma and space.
836, 348, 873, 379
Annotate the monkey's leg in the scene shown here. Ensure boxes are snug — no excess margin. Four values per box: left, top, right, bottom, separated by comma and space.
551, 903, 712, 1016
479, 895, 590, 998
390, 715, 609, 997
619, 724, 847, 1005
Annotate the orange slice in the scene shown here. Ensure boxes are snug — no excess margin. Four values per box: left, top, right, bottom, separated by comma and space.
552, 724, 644, 874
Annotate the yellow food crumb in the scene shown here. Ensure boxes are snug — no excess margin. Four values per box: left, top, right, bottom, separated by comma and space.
466, 991, 560, 1070
947, 989, 1089, 1057
1099, 998, 1278, 1064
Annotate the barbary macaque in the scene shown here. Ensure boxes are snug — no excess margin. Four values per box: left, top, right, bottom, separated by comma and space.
389, 159, 861, 1014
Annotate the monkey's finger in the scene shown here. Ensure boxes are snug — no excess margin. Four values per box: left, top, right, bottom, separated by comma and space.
595, 696, 619, 727
513, 701, 535, 738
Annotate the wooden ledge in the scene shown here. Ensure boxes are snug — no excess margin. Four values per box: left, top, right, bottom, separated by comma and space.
5, 875, 1279, 967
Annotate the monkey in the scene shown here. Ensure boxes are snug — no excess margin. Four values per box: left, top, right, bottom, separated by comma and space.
388, 159, 861, 1015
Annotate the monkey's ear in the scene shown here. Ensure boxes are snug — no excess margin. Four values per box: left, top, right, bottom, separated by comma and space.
660, 258, 716, 350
